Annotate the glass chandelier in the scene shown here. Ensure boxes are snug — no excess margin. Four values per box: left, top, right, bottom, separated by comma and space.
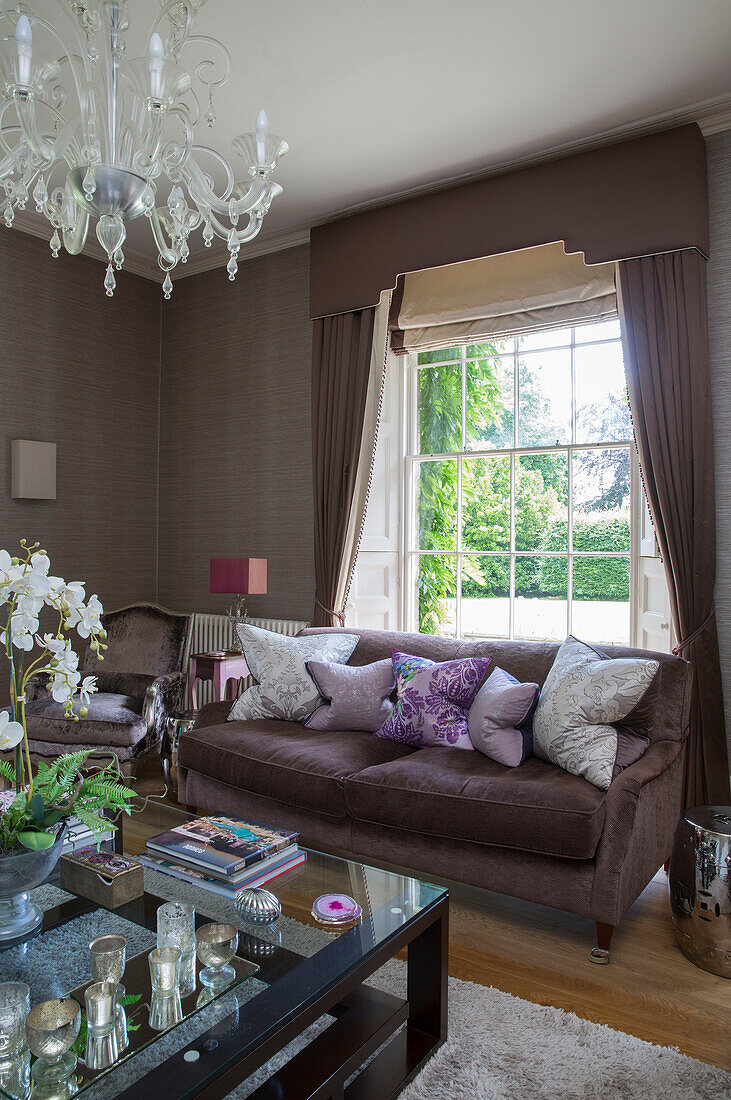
0, 1, 288, 297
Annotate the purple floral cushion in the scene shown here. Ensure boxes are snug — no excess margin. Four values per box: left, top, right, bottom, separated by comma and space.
374, 650, 491, 751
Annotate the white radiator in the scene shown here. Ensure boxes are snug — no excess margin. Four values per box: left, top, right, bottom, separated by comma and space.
189, 613, 311, 707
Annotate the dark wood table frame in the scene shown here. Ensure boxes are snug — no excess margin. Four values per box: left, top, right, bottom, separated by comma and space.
27, 882, 448, 1100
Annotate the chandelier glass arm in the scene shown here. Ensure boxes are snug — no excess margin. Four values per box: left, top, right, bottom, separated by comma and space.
184, 155, 268, 219
149, 204, 180, 267
62, 208, 89, 254
208, 208, 263, 244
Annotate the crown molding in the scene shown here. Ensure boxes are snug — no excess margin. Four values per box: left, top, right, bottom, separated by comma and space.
305, 92, 731, 230
5, 92, 731, 282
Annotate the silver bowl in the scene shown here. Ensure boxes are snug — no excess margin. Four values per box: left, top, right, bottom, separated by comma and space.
235, 887, 281, 925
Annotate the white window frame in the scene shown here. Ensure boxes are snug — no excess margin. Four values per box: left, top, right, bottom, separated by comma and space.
402, 321, 643, 644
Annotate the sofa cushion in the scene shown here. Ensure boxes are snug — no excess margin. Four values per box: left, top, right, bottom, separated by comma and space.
300, 629, 692, 746
230, 624, 359, 722
304, 658, 395, 732
533, 636, 659, 790
24, 693, 147, 748
345, 748, 606, 859
375, 651, 491, 751
178, 720, 415, 817
467, 666, 539, 766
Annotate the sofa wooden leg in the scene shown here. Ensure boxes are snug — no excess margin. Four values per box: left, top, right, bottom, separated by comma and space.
590, 922, 615, 964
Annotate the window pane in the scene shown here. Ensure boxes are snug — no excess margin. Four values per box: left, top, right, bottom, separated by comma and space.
417, 555, 456, 636
573, 448, 630, 552
418, 364, 462, 453
465, 357, 514, 450
462, 456, 510, 551
417, 347, 461, 364
518, 349, 571, 446
519, 326, 572, 350
515, 556, 567, 640
417, 460, 457, 550
516, 454, 568, 552
575, 319, 621, 343
575, 344, 632, 444
461, 555, 510, 638
467, 337, 513, 358
572, 558, 630, 645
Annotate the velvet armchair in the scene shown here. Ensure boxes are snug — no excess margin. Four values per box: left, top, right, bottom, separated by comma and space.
24, 603, 193, 777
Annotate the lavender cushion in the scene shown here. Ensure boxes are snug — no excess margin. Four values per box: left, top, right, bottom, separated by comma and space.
374, 650, 491, 751
304, 659, 395, 732
467, 666, 539, 767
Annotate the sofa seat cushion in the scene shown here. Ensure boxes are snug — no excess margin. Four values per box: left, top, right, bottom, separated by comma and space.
178, 720, 415, 817
24, 693, 147, 747
345, 748, 606, 859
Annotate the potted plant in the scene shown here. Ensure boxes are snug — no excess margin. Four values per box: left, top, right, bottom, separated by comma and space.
0, 541, 135, 941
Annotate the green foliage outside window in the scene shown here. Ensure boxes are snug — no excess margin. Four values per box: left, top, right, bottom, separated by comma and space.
416, 340, 631, 633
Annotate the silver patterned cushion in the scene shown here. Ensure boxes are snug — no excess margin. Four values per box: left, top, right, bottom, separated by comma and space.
228, 624, 359, 722
532, 636, 659, 790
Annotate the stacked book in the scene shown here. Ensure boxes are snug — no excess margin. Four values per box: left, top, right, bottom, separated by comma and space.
139, 815, 305, 898
63, 817, 114, 853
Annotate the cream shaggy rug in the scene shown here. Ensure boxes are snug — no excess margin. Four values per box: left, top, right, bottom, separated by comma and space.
19, 879, 731, 1100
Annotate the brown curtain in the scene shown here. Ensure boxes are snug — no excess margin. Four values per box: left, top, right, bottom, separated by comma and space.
618, 250, 730, 806
312, 307, 376, 626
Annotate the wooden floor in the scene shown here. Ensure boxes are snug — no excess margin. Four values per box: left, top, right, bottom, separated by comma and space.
132, 758, 730, 1074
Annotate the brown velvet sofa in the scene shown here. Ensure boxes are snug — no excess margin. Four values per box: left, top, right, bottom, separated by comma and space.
178, 627, 691, 957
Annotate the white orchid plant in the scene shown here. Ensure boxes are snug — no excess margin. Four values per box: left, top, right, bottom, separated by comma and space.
0, 542, 138, 854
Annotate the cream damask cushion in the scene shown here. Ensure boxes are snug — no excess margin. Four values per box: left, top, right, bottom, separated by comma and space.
533, 636, 659, 790
228, 625, 359, 723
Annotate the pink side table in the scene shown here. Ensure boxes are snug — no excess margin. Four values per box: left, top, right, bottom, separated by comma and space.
189, 651, 250, 709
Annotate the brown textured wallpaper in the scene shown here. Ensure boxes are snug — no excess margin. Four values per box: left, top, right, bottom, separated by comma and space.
0, 227, 161, 697
157, 244, 314, 622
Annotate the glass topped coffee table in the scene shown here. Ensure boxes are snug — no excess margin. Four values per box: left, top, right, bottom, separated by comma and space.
0, 803, 448, 1100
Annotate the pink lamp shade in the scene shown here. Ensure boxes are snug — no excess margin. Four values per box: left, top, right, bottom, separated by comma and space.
210, 558, 267, 595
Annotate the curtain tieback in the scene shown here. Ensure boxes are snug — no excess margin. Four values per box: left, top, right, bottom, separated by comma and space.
672, 608, 715, 656
315, 596, 345, 626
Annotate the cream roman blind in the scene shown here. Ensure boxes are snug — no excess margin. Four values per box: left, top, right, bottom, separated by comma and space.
392, 242, 617, 352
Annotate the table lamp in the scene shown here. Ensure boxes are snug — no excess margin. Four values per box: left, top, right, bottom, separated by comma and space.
210, 558, 267, 648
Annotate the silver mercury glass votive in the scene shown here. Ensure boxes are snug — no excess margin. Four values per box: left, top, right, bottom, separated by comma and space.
89, 935, 126, 985
148, 946, 182, 994
26, 998, 80, 1097
0, 982, 30, 1058
157, 901, 196, 996
84, 983, 119, 1071
195, 923, 238, 988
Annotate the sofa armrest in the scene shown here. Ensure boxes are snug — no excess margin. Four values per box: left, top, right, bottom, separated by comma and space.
590, 738, 685, 924
606, 738, 682, 797
143, 672, 186, 740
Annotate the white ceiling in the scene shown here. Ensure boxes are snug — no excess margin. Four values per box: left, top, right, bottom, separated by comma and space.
16, 0, 731, 277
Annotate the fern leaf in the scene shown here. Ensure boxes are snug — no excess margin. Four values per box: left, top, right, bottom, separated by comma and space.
0, 760, 16, 785
72, 803, 109, 835
80, 779, 135, 804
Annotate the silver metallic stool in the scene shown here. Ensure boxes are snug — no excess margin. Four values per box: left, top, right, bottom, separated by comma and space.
668, 805, 731, 977
161, 712, 196, 795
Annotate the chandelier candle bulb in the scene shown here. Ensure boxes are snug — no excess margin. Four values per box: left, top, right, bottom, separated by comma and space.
256, 109, 268, 166
14, 15, 32, 87
147, 32, 164, 99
